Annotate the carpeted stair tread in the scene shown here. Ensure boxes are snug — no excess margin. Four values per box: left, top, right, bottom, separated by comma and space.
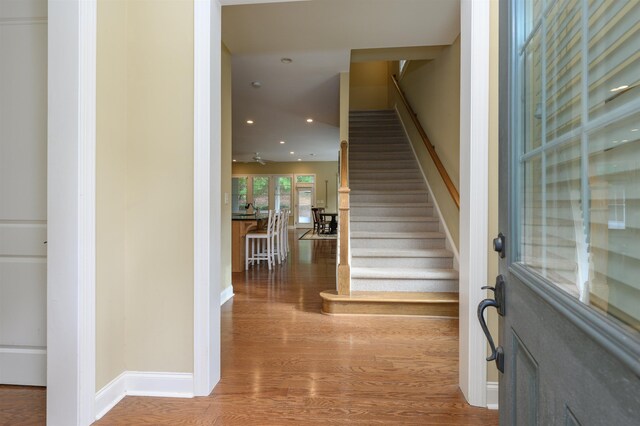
350, 216, 438, 222
351, 231, 445, 239
352, 248, 453, 258
351, 267, 458, 280
351, 202, 432, 208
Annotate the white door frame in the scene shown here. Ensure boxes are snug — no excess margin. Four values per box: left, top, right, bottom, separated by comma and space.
47, 0, 97, 424
47, 0, 222, 423
48, 0, 490, 422
193, 0, 221, 397
458, 0, 490, 407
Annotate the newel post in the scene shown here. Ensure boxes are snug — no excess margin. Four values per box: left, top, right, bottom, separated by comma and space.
337, 140, 351, 295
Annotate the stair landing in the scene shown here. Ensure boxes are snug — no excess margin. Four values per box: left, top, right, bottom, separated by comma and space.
320, 291, 458, 317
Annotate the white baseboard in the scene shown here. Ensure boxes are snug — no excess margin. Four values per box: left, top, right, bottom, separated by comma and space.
220, 285, 234, 305
486, 381, 499, 410
95, 372, 127, 420
95, 371, 194, 420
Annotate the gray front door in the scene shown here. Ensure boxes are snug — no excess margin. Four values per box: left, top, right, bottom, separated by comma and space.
497, 0, 640, 424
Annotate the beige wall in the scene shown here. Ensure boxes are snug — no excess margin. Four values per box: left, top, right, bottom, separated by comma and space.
396, 36, 461, 249
96, 0, 127, 391
221, 43, 233, 293
349, 61, 392, 110
487, 0, 500, 384
96, 0, 194, 390
387, 61, 399, 106
232, 162, 339, 214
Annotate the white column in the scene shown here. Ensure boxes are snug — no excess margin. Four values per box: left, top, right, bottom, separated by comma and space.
48, 0, 97, 424
193, 0, 222, 396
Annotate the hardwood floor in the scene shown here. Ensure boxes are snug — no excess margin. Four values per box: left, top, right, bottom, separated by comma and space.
1, 230, 498, 425
0, 385, 45, 426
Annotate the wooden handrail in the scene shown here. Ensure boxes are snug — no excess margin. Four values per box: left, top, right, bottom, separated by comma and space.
337, 140, 351, 295
391, 74, 460, 210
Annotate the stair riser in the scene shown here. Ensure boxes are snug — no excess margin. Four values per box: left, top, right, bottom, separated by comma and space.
350, 171, 422, 180
349, 127, 400, 132
349, 152, 413, 161
350, 161, 417, 169
349, 118, 398, 123
350, 123, 403, 129
349, 144, 410, 152
351, 206, 434, 217
351, 256, 453, 269
351, 279, 459, 293
350, 193, 429, 204
349, 137, 407, 143
350, 182, 425, 191
350, 220, 439, 232
351, 238, 444, 249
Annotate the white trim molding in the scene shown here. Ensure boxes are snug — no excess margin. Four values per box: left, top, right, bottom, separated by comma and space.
95, 372, 194, 421
486, 381, 499, 410
78, 1, 97, 422
221, 285, 234, 305
193, 0, 213, 398
47, 0, 97, 424
458, 0, 490, 407
193, 0, 222, 398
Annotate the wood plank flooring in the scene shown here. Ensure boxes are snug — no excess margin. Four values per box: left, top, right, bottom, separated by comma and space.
0, 385, 45, 425
1, 230, 498, 425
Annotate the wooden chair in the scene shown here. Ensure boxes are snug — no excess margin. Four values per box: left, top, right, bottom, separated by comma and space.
312, 208, 329, 234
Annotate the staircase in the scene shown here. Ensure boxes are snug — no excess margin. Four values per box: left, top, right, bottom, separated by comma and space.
321, 110, 458, 317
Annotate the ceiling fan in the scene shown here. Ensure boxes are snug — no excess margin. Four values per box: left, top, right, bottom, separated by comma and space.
252, 152, 271, 165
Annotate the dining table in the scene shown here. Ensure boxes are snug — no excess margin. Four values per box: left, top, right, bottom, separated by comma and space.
319, 212, 338, 234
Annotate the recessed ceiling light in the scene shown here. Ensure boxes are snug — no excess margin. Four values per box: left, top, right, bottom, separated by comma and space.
297, 158, 302, 161
289, 151, 295, 155
306, 118, 314, 123
232, 159, 237, 162
251, 81, 261, 88
281, 57, 293, 64
279, 140, 286, 144
246, 120, 254, 124
610, 85, 629, 92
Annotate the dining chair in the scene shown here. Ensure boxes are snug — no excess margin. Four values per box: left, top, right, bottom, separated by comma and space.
311, 208, 320, 234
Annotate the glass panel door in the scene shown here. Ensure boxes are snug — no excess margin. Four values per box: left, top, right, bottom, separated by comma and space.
497, 1, 640, 422
516, 0, 640, 331
296, 187, 313, 227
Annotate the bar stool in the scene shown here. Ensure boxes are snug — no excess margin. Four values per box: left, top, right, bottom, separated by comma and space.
245, 210, 276, 270
276, 209, 290, 264
280, 209, 290, 261
272, 210, 284, 265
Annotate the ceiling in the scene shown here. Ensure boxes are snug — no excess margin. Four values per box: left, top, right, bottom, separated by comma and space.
222, 0, 460, 163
